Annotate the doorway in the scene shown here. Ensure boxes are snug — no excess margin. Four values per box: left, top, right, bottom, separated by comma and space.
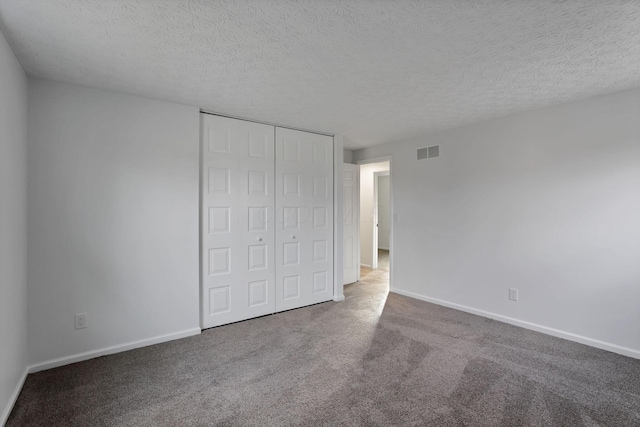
358, 159, 391, 288
375, 171, 390, 274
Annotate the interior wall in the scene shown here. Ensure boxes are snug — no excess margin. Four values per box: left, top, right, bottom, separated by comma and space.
377, 175, 390, 250
343, 149, 354, 164
0, 28, 28, 423
359, 162, 389, 268
353, 88, 640, 357
27, 78, 201, 367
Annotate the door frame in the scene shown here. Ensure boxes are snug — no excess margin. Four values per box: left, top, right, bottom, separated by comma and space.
356, 156, 394, 289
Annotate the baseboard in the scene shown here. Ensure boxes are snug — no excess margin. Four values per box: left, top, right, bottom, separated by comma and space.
391, 289, 640, 360
360, 263, 372, 269
1, 367, 28, 426
28, 327, 201, 373
333, 294, 345, 302
378, 246, 389, 251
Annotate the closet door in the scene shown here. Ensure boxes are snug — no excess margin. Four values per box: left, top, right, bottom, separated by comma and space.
201, 114, 276, 328
275, 127, 334, 312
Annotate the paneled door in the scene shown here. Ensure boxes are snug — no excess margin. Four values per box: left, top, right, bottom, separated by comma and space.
275, 127, 334, 312
201, 114, 276, 329
343, 163, 359, 284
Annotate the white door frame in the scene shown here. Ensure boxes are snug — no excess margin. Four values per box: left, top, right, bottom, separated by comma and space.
356, 156, 393, 289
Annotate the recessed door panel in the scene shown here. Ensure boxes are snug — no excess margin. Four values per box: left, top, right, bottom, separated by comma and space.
208, 207, 230, 234
248, 280, 268, 307
313, 207, 328, 229
207, 129, 231, 154
283, 242, 300, 266
248, 244, 268, 271
248, 170, 267, 196
283, 139, 300, 161
344, 236, 354, 269
208, 168, 230, 194
313, 142, 330, 165
209, 286, 230, 314
313, 271, 328, 294
284, 173, 301, 197
313, 176, 328, 198
343, 186, 353, 225
208, 248, 230, 276
283, 207, 300, 230
248, 207, 268, 232
283, 275, 300, 300
313, 240, 328, 263
248, 134, 268, 158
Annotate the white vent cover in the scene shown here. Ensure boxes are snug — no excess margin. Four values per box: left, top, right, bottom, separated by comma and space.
417, 145, 439, 160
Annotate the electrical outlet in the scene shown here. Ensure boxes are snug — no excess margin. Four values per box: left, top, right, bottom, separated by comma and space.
508, 288, 519, 302
75, 313, 87, 330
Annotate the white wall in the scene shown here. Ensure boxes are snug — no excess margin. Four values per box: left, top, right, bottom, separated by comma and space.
353, 88, 640, 357
27, 79, 201, 368
0, 28, 28, 423
377, 175, 390, 250
359, 162, 389, 268
343, 149, 354, 164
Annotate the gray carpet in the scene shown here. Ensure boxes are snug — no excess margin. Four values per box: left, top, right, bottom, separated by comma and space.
8, 264, 640, 426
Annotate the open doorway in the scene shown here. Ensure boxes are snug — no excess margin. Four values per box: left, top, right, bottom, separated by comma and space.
375, 171, 390, 274
358, 159, 391, 288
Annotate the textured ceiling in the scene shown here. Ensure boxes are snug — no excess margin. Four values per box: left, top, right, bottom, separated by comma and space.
2, 1, 640, 149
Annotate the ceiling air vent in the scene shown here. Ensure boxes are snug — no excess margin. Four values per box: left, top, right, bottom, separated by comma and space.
417, 145, 439, 160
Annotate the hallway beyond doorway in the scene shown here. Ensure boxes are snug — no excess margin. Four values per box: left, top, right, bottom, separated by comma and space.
359, 249, 389, 289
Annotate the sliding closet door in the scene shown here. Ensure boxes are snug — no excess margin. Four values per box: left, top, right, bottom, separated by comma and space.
201, 114, 276, 328
275, 127, 334, 311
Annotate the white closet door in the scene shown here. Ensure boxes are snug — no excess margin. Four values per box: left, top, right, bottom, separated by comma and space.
201, 114, 276, 328
275, 127, 334, 312
343, 163, 359, 284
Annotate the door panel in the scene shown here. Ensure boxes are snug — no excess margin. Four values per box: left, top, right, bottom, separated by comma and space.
275, 127, 334, 311
343, 163, 359, 284
201, 114, 276, 328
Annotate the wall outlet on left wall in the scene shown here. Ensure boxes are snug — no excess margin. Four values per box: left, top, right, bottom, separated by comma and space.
74, 313, 87, 330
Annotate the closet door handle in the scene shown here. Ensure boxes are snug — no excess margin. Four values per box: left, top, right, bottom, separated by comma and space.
257, 237, 262, 241
291, 235, 296, 239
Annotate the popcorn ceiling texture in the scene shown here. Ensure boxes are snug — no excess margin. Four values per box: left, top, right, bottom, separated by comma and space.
1, 1, 640, 148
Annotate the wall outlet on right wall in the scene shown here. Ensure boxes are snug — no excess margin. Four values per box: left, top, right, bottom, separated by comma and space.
508, 288, 519, 302
75, 313, 87, 330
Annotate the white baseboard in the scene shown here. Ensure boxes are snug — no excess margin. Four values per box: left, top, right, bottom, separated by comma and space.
378, 247, 389, 251
360, 263, 372, 269
1, 367, 28, 426
391, 289, 640, 360
28, 327, 201, 374
333, 294, 345, 302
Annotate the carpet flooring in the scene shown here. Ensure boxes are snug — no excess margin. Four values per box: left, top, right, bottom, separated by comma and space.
8, 262, 640, 426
